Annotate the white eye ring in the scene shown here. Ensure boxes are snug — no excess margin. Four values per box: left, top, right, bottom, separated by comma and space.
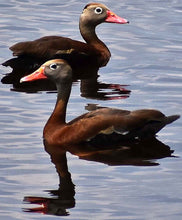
94, 7, 103, 14
50, 63, 58, 70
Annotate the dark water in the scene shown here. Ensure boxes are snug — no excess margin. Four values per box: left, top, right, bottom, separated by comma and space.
0, 0, 182, 219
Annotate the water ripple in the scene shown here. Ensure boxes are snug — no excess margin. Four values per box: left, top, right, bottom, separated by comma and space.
0, 0, 182, 219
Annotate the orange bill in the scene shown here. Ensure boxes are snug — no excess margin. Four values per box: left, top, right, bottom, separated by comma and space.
105, 10, 129, 24
20, 66, 47, 83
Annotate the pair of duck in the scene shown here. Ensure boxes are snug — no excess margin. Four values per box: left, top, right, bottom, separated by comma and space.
2, 3, 180, 147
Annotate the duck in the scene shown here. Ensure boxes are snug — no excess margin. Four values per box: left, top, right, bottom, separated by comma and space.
1, 2, 129, 89
20, 59, 180, 147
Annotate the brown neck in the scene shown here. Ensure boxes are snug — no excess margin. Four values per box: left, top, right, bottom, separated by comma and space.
44, 82, 72, 131
79, 20, 111, 66
79, 19, 109, 49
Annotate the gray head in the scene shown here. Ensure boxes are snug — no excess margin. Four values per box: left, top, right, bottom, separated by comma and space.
80, 3, 129, 27
80, 3, 109, 26
20, 59, 73, 85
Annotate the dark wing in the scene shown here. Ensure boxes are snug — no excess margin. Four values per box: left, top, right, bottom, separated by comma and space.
65, 108, 179, 146
9, 36, 92, 57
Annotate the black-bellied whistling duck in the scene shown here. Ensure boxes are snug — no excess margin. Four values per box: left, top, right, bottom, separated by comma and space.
20, 59, 180, 147
1, 2, 129, 89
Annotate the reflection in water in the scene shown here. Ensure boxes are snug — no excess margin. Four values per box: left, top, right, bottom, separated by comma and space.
80, 77, 130, 101
12, 73, 130, 101
3, 57, 130, 100
23, 137, 174, 216
23, 152, 75, 216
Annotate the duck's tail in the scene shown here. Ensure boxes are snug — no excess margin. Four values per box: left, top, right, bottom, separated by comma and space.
165, 115, 180, 125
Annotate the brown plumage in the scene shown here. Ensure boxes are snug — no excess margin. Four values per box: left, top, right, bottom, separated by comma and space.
1, 3, 129, 88
20, 59, 180, 147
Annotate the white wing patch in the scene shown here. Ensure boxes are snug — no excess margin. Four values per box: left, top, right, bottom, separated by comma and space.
99, 126, 129, 135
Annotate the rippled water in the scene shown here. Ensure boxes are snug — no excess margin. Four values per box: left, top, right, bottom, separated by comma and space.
0, 0, 182, 219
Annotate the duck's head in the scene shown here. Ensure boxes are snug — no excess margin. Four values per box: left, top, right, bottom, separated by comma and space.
80, 3, 129, 26
20, 59, 72, 85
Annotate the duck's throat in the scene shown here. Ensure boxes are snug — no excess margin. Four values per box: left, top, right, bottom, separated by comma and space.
79, 23, 111, 66
47, 82, 72, 125
79, 21, 106, 46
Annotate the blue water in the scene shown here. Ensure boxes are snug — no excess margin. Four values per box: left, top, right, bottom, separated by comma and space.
0, 0, 182, 219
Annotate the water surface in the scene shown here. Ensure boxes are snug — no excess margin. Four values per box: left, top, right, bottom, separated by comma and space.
0, 0, 182, 219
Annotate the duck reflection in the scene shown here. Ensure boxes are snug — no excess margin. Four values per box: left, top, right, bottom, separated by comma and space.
9, 68, 130, 101
23, 151, 75, 216
80, 76, 130, 100
23, 137, 174, 216
2, 48, 130, 100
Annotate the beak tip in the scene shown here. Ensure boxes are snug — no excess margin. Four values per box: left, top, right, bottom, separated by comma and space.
20, 76, 27, 83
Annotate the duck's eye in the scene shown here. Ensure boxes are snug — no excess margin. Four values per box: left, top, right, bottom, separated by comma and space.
94, 7, 103, 14
50, 63, 58, 70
